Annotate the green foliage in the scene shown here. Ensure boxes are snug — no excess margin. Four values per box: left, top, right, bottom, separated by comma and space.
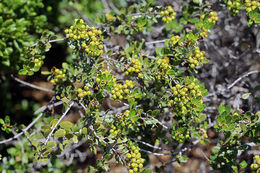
0, 116, 12, 133
0, 0, 259, 173
210, 105, 260, 171
0, 0, 48, 72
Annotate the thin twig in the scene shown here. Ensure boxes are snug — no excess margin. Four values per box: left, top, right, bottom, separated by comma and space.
44, 102, 74, 145
128, 137, 168, 151
107, 0, 120, 15
227, 70, 259, 89
32, 38, 66, 47
145, 39, 166, 45
12, 75, 54, 93
34, 100, 64, 115
147, 116, 169, 130
0, 113, 44, 144
198, 148, 210, 162
101, 0, 111, 13
103, 45, 110, 71
139, 148, 172, 156
89, 124, 126, 164
207, 70, 260, 97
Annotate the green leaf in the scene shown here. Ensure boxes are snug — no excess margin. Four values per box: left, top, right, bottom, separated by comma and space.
88, 166, 95, 173
60, 121, 73, 130
218, 104, 225, 114
38, 158, 49, 163
41, 125, 51, 134
50, 119, 58, 128
212, 146, 220, 154
242, 93, 251, 100
46, 141, 57, 148
54, 129, 66, 138
72, 135, 78, 144
82, 127, 88, 135
179, 155, 188, 163
141, 169, 152, 173
198, 113, 207, 122
239, 160, 247, 169
41, 71, 51, 75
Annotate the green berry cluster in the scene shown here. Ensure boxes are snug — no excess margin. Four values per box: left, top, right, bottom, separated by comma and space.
207, 11, 218, 23
111, 80, 134, 100
125, 56, 143, 78
109, 124, 120, 137
33, 58, 43, 68
156, 57, 171, 71
50, 67, 66, 85
64, 19, 104, 57
169, 35, 180, 46
122, 110, 130, 121
251, 155, 260, 172
227, 0, 241, 14
200, 28, 209, 38
174, 131, 190, 143
198, 129, 208, 140
245, 0, 260, 12
171, 81, 203, 115
188, 46, 206, 69
126, 146, 145, 173
160, 6, 176, 24
76, 85, 92, 98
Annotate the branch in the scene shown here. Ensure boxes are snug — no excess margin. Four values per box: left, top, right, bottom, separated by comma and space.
12, 75, 54, 93
0, 112, 44, 144
128, 137, 168, 151
107, 0, 120, 15
207, 70, 260, 97
227, 70, 259, 90
89, 124, 126, 164
146, 115, 169, 130
145, 39, 166, 45
32, 38, 66, 47
139, 148, 172, 156
101, 0, 111, 13
44, 102, 74, 145
34, 100, 64, 115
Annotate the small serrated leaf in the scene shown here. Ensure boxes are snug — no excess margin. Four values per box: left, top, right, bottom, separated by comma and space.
72, 135, 78, 144
242, 93, 251, 100
60, 121, 73, 130
54, 129, 66, 138
212, 146, 220, 154
50, 119, 58, 129
82, 127, 88, 135
239, 160, 247, 169
46, 141, 57, 148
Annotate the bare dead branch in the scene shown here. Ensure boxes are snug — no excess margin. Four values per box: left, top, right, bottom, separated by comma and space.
12, 75, 54, 93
